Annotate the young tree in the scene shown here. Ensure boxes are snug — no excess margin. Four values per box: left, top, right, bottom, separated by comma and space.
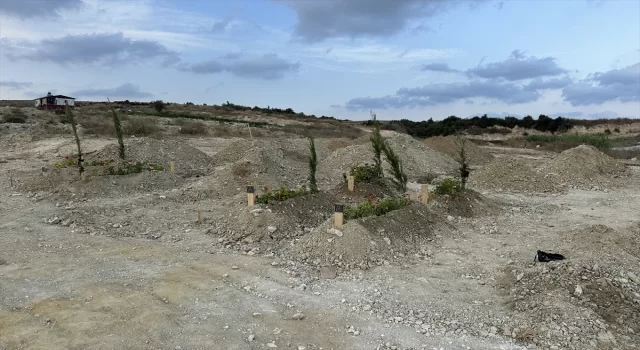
382, 140, 408, 192
107, 98, 126, 160
455, 132, 471, 190
369, 110, 384, 178
65, 103, 84, 177
308, 136, 318, 193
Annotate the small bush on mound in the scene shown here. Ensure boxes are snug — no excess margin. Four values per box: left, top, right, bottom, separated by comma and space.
104, 161, 164, 175
256, 186, 309, 204
54, 156, 78, 168
346, 164, 380, 183
434, 178, 462, 196
344, 196, 409, 220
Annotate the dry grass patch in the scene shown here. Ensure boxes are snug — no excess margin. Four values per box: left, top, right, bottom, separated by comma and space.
177, 119, 208, 135
125, 117, 160, 136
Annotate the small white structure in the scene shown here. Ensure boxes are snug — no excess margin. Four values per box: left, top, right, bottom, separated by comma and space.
34, 92, 75, 110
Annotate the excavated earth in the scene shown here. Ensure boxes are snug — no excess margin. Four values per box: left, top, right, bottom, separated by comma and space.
1, 110, 640, 350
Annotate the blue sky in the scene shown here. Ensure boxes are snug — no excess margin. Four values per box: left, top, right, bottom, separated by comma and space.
0, 0, 638, 121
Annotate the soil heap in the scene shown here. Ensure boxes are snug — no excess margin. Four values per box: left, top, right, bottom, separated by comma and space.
423, 136, 494, 165
470, 156, 563, 194
319, 131, 459, 185
540, 145, 629, 189
95, 137, 213, 177
285, 204, 450, 269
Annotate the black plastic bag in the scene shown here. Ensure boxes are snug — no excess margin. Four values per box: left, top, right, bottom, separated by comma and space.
535, 250, 565, 262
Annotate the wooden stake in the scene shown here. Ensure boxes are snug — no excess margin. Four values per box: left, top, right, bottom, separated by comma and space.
334, 204, 344, 229
169, 161, 175, 173
197, 208, 201, 224
9, 171, 13, 188
247, 123, 253, 140
347, 175, 355, 192
247, 186, 255, 207
420, 184, 430, 205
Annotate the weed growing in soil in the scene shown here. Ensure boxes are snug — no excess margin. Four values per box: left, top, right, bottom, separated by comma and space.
434, 178, 462, 196
104, 161, 164, 175
308, 136, 318, 193
54, 156, 77, 168
256, 186, 309, 204
344, 196, 409, 220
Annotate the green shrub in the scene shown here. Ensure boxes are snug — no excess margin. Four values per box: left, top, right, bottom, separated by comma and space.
434, 178, 462, 196
256, 186, 308, 204
613, 127, 621, 133
347, 164, 380, 183
104, 161, 164, 175
344, 196, 408, 220
54, 156, 78, 168
153, 100, 165, 112
604, 128, 612, 135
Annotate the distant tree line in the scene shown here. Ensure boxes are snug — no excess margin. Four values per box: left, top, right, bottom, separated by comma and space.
366, 114, 574, 138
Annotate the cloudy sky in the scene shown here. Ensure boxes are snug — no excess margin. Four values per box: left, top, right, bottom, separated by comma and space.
0, 0, 639, 120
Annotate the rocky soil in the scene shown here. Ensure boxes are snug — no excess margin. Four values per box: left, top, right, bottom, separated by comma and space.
1, 108, 639, 350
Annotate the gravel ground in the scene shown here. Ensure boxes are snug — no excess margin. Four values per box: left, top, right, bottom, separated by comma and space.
1, 111, 639, 350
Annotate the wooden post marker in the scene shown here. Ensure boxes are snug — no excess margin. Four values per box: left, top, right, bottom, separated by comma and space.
334, 204, 344, 229
347, 175, 355, 192
197, 209, 201, 224
420, 184, 430, 205
169, 161, 175, 173
247, 186, 255, 207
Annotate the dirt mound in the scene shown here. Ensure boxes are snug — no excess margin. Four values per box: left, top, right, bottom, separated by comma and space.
541, 145, 629, 189
209, 138, 340, 196
319, 131, 459, 186
470, 156, 563, 194
429, 189, 503, 218
214, 192, 336, 244
94, 138, 213, 177
285, 204, 451, 269
423, 136, 494, 165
